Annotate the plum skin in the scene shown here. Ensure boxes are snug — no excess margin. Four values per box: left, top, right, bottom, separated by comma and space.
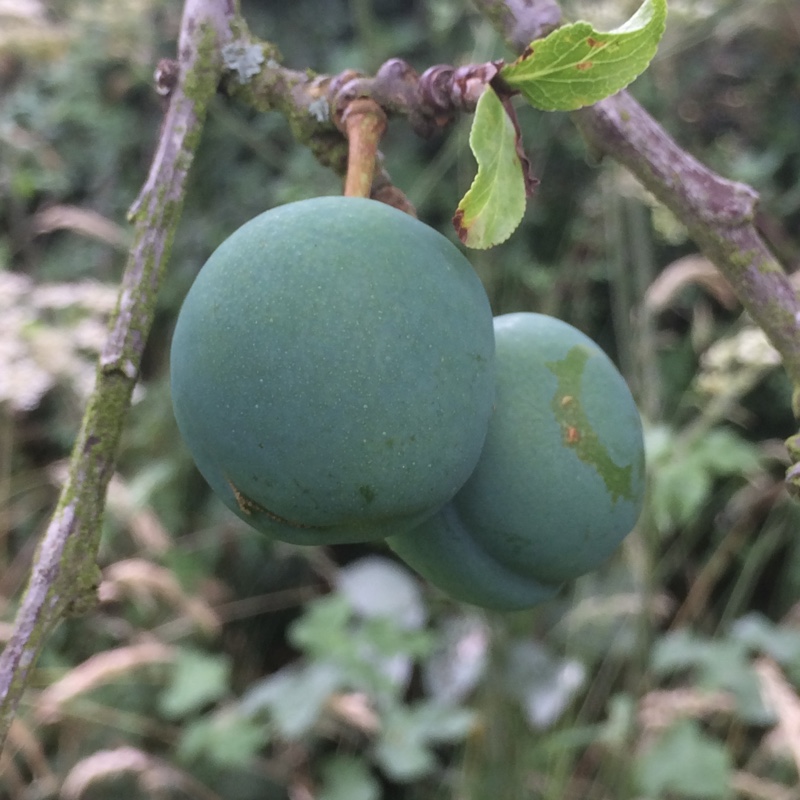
170, 196, 496, 545
389, 312, 646, 610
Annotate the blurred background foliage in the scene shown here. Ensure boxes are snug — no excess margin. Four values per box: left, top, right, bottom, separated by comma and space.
2, 0, 800, 797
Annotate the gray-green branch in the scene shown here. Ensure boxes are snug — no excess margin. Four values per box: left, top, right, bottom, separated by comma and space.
0, 0, 234, 749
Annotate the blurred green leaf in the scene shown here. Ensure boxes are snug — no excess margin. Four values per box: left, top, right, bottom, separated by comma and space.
649, 427, 762, 532
160, 648, 231, 719
500, 0, 667, 111
373, 702, 476, 781
178, 709, 267, 766
652, 631, 769, 723
239, 662, 344, 739
650, 457, 713, 530
373, 706, 437, 781
319, 756, 380, 800
636, 720, 732, 798
731, 613, 800, 670
692, 429, 762, 476
288, 591, 433, 699
289, 595, 353, 660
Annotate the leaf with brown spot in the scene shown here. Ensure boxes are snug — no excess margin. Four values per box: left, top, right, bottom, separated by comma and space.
500, 0, 667, 111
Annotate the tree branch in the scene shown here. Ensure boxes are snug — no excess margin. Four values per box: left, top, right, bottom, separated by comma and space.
471, 0, 562, 50
0, 0, 233, 749
571, 93, 800, 392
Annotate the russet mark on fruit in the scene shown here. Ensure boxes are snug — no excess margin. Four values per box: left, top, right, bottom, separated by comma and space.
170, 196, 496, 545
545, 346, 636, 504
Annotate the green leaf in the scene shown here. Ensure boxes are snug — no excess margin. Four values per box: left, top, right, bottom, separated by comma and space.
500, 0, 667, 111
319, 756, 380, 800
636, 720, 732, 798
651, 631, 769, 724
373, 706, 437, 781
373, 702, 476, 782
159, 648, 231, 719
693, 429, 762, 476
454, 86, 528, 249
178, 709, 267, 766
731, 613, 800, 667
239, 662, 344, 738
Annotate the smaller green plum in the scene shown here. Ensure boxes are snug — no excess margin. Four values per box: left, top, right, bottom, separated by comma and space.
389, 312, 646, 610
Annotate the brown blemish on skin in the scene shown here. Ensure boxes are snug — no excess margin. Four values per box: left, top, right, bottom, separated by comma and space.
576, 62, 593, 71
565, 426, 581, 445
227, 478, 322, 529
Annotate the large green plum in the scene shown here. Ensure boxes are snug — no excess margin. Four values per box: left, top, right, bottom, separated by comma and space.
389, 312, 646, 610
170, 196, 495, 545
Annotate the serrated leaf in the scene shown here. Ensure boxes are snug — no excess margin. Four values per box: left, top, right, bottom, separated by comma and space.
500, 0, 667, 111
454, 86, 527, 249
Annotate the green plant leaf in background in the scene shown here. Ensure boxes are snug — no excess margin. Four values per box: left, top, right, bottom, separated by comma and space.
500, 0, 667, 111
179, 709, 268, 766
652, 630, 769, 724
635, 720, 732, 799
373, 703, 476, 781
453, 86, 528, 249
159, 648, 231, 719
319, 755, 381, 800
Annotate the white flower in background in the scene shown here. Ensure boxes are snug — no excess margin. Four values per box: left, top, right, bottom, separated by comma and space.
0, 270, 118, 412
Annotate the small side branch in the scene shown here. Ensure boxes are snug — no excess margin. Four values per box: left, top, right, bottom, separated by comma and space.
0, 0, 233, 749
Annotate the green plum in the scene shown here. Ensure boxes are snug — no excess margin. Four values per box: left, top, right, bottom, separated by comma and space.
390, 312, 646, 610
170, 196, 495, 545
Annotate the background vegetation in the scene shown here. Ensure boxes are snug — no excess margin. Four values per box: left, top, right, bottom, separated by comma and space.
2, 0, 800, 797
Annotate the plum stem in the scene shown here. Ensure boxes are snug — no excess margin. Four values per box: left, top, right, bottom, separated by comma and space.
337, 98, 387, 199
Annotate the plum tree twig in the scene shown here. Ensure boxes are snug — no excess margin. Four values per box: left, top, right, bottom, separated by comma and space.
0, 0, 234, 750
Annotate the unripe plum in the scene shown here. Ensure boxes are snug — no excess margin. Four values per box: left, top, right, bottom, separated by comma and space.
389, 312, 646, 609
170, 196, 496, 545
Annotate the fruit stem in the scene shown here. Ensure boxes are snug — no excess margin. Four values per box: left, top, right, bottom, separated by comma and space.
338, 98, 387, 198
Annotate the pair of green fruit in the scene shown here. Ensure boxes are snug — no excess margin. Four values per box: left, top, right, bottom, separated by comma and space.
170, 196, 646, 610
